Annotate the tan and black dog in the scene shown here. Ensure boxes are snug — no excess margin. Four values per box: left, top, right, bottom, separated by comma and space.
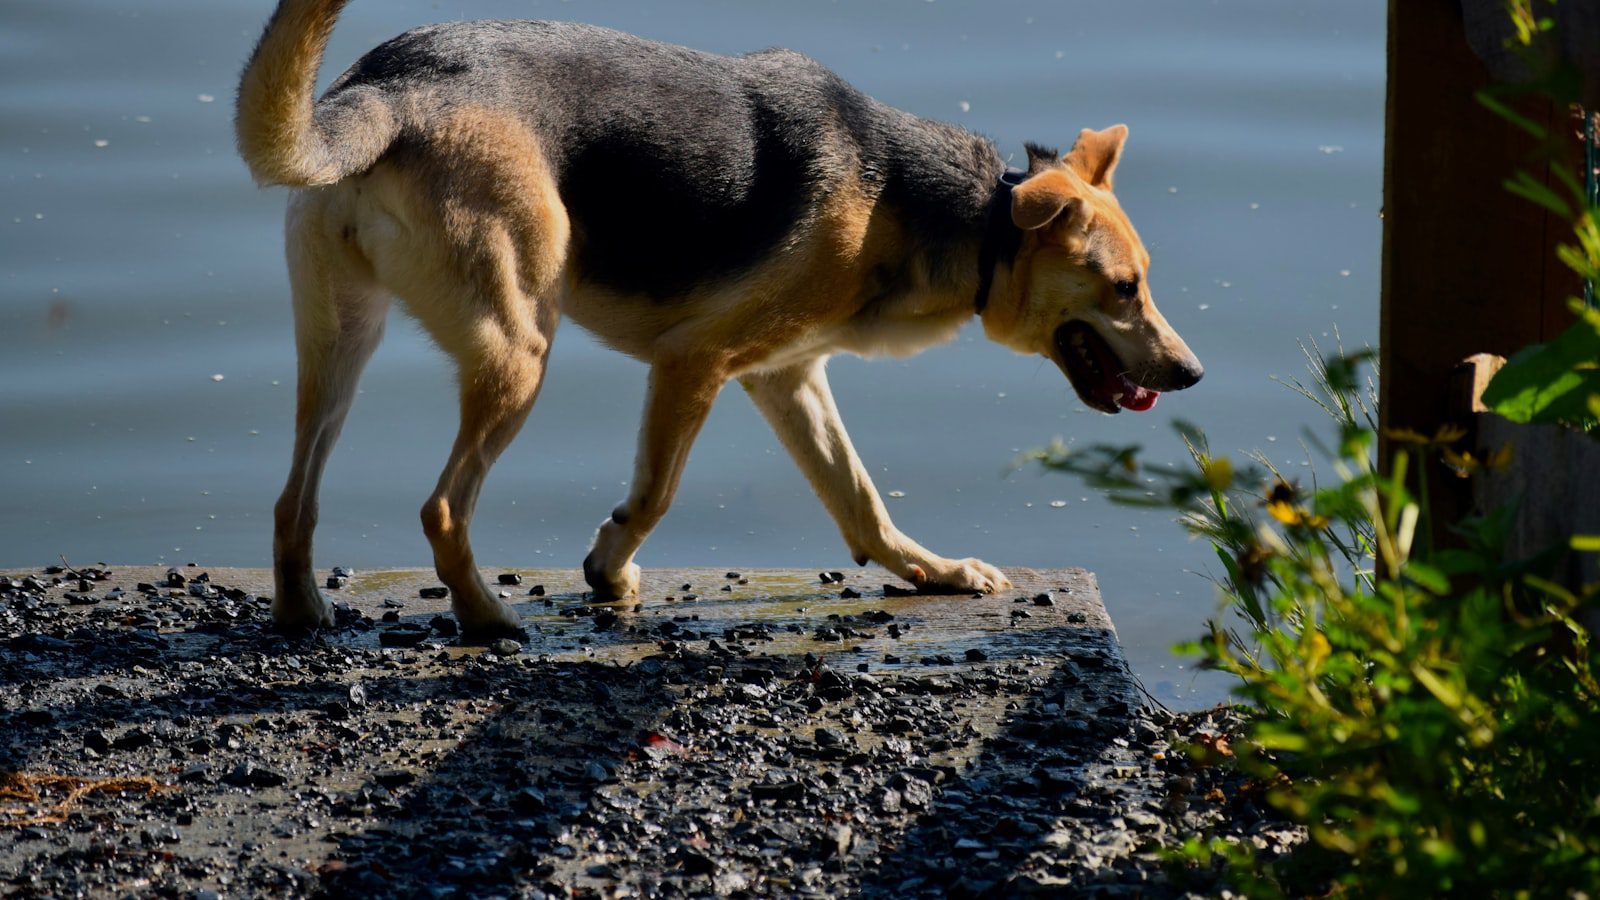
237, 0, 1203, 635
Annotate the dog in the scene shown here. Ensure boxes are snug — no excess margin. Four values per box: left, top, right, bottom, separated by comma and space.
236, 0, 1203, 635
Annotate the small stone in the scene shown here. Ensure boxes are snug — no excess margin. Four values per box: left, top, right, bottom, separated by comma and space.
815, 727, 848, 748
429, 615, 459, 637
878, 788, 903, 813
373, 769, 415, 789
725, 571, 741, 579
964, 648, 989, 662
331, 566, 353, 578
112, 729, 155, 751
529, 584, 545, 596
512, 786, 547, 812
490, 638, 522, 656
378, 627, 428, 648
497, 572, 522, 585
179, 763, 212, 784
1032, 592, 1055, 607
840, 587, 862, 599
419, 586, 449, 599
347, 684, 367, 707
225, 761, 288, 788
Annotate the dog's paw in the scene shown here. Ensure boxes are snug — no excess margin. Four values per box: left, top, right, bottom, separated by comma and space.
910, 557, 1011, 595
583, 552, 640, 601
272, 593, 335, 631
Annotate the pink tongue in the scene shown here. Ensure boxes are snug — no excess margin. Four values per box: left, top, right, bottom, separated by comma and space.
1116, 375, 1160, 412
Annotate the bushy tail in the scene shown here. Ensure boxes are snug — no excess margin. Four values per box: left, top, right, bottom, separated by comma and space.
235, 0, 397, 186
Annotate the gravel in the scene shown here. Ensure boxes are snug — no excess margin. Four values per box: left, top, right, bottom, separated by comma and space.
1, 564, 1297, 897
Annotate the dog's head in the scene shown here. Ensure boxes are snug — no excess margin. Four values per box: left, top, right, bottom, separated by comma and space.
981, 126, 1202, 413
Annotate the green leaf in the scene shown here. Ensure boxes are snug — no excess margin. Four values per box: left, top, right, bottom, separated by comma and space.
1481, 311, 1600, 427
1572, 535, 1600, 553
1477, 90, 1549, 139
1504, 170, 1573, 218
1402, 562, 1450, 595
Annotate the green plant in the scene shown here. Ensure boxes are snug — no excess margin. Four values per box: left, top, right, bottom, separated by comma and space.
1027, 352, 1600, 896
1475, 0, 1600, 434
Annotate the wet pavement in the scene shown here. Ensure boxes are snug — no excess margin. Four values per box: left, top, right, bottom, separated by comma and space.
1, 564, 1295, 897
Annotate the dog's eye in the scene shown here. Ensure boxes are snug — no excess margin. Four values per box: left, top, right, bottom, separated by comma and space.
1114, 279, 1139, 299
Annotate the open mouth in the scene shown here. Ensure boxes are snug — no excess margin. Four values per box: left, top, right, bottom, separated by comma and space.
1051, 321, 1160, 414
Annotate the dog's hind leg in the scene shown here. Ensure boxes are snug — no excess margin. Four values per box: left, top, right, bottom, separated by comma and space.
418, 304, 555, 635
742, 358, 1011, 595
583, 356, 729, 600
273, 207, 391, 628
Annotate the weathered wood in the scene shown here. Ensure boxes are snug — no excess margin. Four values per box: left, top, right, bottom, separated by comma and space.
1380, 0, 1583, 530
1, 565, 1177, 895
34, 565, 1130, 676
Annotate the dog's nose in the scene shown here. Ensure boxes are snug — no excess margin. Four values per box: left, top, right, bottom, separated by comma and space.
1171, 358, 1204, 390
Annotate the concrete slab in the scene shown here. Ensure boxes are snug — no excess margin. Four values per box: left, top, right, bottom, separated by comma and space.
1, 565, 1189, 897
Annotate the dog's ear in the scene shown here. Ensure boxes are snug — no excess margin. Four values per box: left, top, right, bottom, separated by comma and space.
1011, 169, 1084, 231
1064, 124, 1128, 189
1023, 142, 1062, 176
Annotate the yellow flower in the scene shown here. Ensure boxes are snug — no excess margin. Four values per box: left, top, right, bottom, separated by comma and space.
1264, 480, 1329, 529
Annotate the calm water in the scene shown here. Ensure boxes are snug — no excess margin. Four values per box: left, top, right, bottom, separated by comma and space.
0, 0, 1383, 707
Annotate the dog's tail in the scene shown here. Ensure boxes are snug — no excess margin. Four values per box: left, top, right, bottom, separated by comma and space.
236, 0, 397, 187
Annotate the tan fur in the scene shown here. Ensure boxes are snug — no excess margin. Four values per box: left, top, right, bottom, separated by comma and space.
236, 0, 397, 186
266, 98, 1196, 631
982, 127, 1198, 395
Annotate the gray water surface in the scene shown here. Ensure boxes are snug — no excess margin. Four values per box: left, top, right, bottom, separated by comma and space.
0, 0, 1384, 707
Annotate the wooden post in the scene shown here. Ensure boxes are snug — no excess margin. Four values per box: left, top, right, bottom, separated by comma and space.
1380, 0, 1583, 531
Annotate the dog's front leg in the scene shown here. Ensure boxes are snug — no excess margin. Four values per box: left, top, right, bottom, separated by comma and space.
742, 358, 1011, 595
583, 357, 726, 600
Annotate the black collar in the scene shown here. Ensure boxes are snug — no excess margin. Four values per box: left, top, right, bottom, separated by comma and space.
974, 167, 1027, 315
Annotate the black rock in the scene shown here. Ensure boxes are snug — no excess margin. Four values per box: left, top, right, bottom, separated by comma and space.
815, 727, 848, 748
14, 634, 72, 653
112, 729, 155, 751
964, 648, 989, 662
840, 587, 862, 599
419, 586, 449, 599
884, 584, 917, 598
378, 626, 429, 648
677, 849, 718, 876
529, 584, 546, 596
751, 780, 805, 802
179, 763, 212, 784
373, 769, 416, 789
497, 573, 522, 585
429, 615, 459, 637
225, 761, 288, 788
1032, 593, 1056, 607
